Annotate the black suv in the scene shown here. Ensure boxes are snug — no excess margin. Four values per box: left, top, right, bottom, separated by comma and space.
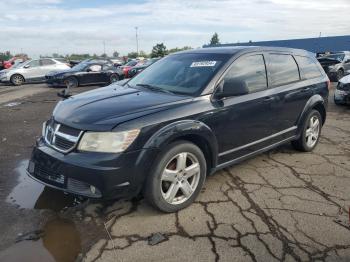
28, 47, 329, 212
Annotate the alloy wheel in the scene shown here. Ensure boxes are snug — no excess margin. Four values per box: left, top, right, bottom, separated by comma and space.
305, 116, 320, 148
160, 152, 201, 205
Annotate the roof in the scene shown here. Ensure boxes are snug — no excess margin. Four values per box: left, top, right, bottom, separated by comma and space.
175, 46, 312, 56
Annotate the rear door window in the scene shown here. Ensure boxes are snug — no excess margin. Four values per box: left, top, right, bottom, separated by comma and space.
266, 54, 300, 86
223, 54, 267, 93
294, 56, 322, 79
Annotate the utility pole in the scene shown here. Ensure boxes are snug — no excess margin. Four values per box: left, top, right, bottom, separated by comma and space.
135, 27, 139, 55
103, 40, 106, 56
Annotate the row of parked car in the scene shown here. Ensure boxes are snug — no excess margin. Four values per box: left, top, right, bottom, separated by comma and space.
0, 57, 159, 88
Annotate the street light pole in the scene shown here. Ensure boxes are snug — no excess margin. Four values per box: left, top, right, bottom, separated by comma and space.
135, 27, 139, 55
103, 40, 106, 56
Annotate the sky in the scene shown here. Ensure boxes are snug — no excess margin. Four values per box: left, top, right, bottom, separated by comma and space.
0, 0, 349, 58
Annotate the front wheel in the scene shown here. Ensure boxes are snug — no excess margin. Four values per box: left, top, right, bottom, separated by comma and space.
64, 77, 78, 88
144, 141, 206, 213
292, 110, 322, 152
10, 74, 25, 86
109, 74, 119, 84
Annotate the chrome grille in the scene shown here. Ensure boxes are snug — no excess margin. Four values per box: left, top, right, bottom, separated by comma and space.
44, 121, 82, 153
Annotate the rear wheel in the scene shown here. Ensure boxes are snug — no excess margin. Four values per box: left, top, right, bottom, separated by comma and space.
10, 74, 25, 86
144, 141, 206, 213
109, 74, 119, 84
64, 77, 78, 88
292, 110, 322, 152
335, 69, 344, 82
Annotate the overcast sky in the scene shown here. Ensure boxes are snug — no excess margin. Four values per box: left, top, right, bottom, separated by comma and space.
1, 0, 349, 57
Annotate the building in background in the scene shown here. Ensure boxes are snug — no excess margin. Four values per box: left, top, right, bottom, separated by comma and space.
205, 35, 350, 54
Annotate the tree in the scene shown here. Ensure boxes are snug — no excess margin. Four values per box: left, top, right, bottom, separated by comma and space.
209, 32, 220, 45
168, 46, 192, 54
113, 51, 119, 58
101, 53, 108, 58
138, 50, 149, 58
127, 52, 138, 59
151, 43, 167, 58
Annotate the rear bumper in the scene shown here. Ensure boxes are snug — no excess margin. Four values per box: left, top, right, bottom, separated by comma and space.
28, 138, 159, 199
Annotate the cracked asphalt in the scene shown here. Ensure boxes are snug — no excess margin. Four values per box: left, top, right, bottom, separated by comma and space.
0, 83, 349, 262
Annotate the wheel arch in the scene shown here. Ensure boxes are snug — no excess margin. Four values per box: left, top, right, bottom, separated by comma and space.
297, 94, 326, 135
143, 120, 218, 174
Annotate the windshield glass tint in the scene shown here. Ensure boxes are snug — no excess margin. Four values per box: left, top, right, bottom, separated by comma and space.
127, 53, 230, 95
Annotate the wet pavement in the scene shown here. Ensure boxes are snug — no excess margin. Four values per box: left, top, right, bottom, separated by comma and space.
0, 83, 350, 261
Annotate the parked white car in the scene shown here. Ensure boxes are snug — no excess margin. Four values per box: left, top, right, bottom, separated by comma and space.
0, 58, 70, 86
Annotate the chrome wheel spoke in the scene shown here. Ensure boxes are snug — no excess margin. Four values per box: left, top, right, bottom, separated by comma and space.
162, 169, 177, 182
180, 180, 193, 197
184, 163, 199, 179
176, 153, 187, 171
305, 128, 313, 138
164, 183, 180, 203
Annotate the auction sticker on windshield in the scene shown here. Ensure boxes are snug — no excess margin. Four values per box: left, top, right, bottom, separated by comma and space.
190, 61, 217, 67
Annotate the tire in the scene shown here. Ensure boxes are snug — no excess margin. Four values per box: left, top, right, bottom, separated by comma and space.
292, 110, 322, 152
64, 77, 78, 88
109, 74, 119, 84
10, 74, 25, 86
144, 141, 207, 213
335, 69, 344, 82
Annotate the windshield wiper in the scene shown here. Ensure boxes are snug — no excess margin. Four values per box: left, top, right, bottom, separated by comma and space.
136, 84, 174, 94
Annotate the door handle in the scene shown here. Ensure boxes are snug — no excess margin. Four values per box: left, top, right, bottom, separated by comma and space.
300, 87, 311, 92
262, 96, 274, 103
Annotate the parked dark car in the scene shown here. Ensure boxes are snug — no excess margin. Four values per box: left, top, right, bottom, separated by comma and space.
317, 51, 350, 81
334, 75, 350, 105
45, 60, 124, 88
128, 58, 160, 78
28, 47, 329, 212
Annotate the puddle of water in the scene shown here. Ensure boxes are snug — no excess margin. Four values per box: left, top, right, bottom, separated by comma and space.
0, 218, 81, 262
6, 160, 78, 211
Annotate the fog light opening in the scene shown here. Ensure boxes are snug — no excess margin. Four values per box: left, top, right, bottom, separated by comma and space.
90, 185, 96, 194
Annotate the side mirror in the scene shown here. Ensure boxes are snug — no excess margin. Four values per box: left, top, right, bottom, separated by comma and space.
215, 79, 249, 99
23, 65, 30, 69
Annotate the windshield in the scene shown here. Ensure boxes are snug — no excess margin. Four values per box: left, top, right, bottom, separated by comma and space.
127, 53, 230, 95
12, 60, 29, 69
72, 62, 88, 71
319, 53, 345, 61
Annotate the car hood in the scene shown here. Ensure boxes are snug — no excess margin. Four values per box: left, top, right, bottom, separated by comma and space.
53, 85, 192, 131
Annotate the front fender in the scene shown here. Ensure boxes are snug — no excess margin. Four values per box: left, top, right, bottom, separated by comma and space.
143, 120, 218, 167
296, 94, 325, 135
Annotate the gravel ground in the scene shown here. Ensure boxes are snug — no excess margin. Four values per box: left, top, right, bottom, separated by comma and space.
0, 83, 349, 262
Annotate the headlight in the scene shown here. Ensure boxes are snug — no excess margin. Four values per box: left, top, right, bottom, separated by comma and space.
78, 129, 140, 153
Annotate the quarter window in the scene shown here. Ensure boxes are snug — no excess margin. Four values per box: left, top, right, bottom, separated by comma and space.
266, 54, 300, 86
294, 56, 322, 79
223, 55, 267, 93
